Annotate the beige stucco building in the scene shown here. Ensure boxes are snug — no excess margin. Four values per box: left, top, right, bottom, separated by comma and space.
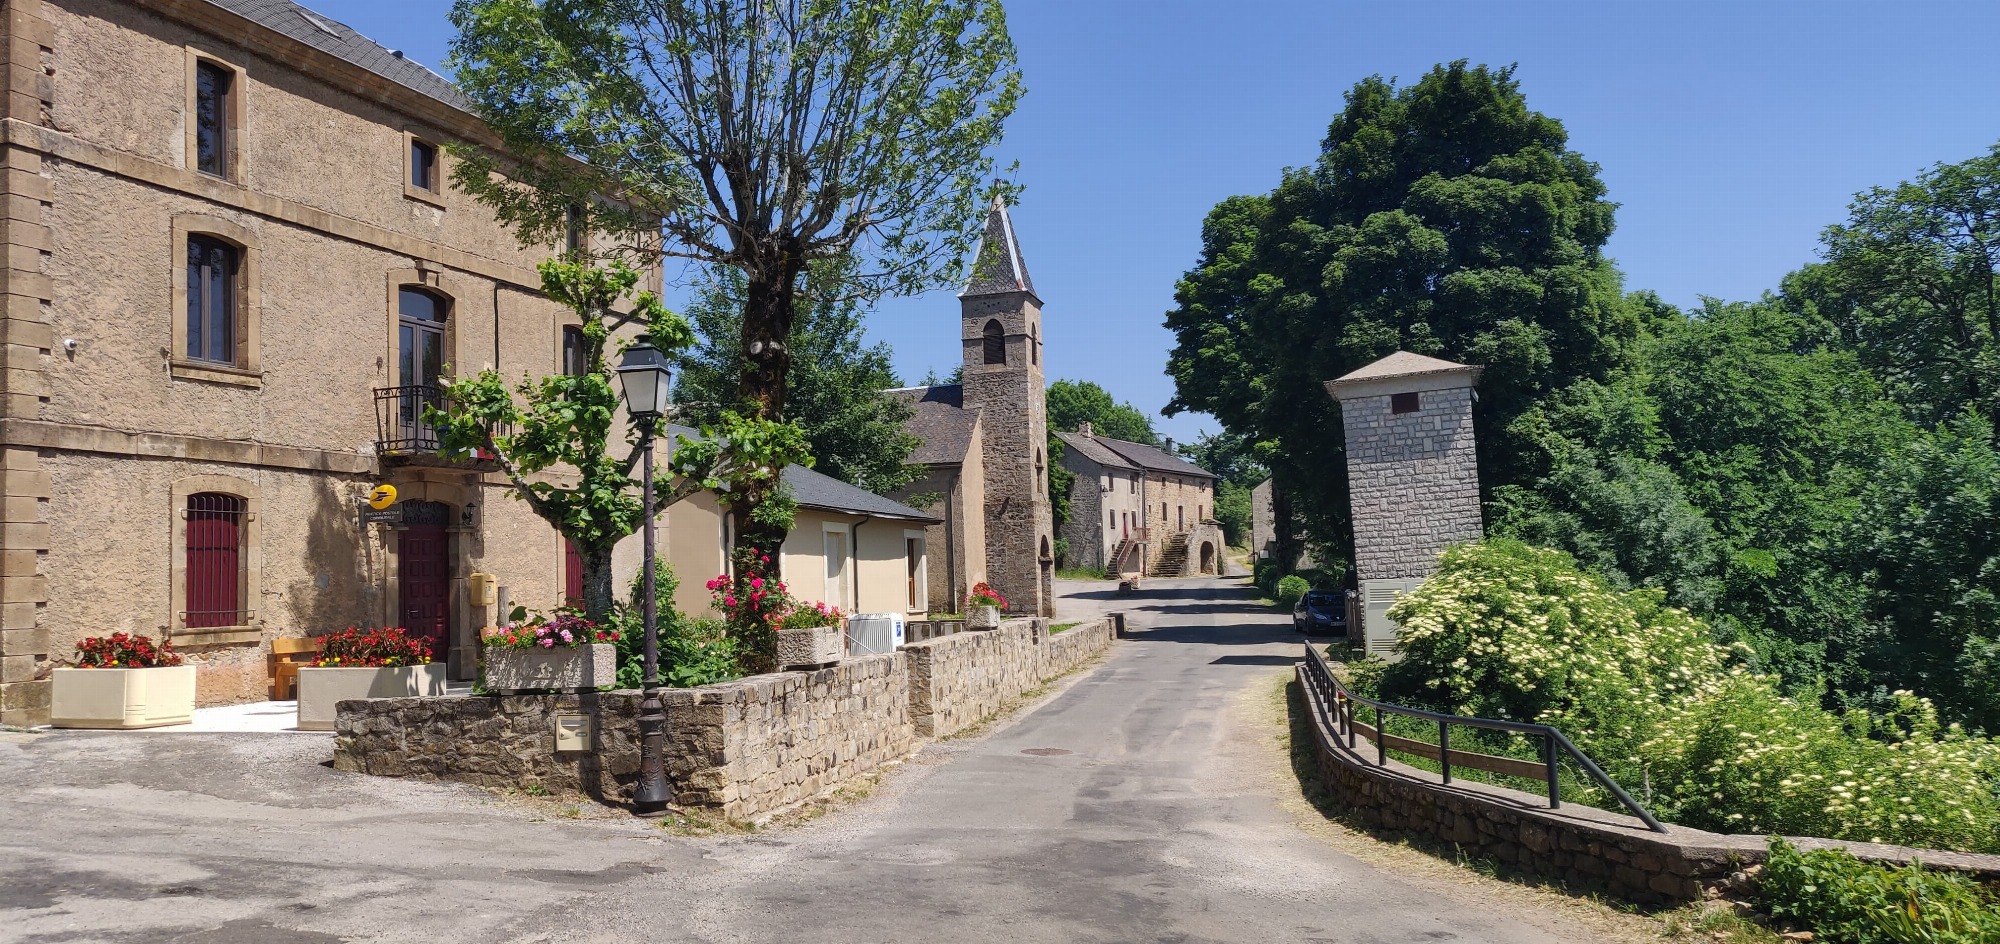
1054, 424, 1220, 577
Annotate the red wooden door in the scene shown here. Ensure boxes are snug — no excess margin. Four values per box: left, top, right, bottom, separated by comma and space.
398, 501, 452, 657
564, 539, 585, 607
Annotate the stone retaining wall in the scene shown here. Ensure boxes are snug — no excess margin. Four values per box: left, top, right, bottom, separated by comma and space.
334, 616, 1117, 821
1295, 664, 2000, 905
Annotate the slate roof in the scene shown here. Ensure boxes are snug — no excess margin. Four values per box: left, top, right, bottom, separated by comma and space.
1095, 436, 1215, 480
663, 424, 938, 522
959, 197, 1036, 299
887, 385, 979, 466
1326, 350, 1480, 388
205, 0, 473, 112
1053, 430, 1133, 470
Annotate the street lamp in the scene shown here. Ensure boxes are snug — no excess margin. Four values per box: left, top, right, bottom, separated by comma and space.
615, 333, 674, 817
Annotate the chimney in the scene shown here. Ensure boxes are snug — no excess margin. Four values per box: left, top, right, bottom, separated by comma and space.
1165, 436, 1175, 453
1078, 421, 1094, 437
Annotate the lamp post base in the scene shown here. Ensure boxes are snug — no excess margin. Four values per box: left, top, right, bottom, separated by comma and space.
631, 690, 674, 816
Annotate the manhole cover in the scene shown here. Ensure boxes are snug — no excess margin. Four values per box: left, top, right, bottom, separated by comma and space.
1020, 748, 1072, 756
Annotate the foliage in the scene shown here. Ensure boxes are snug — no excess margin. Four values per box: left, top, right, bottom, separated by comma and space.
1163, 61, 1638, 571
73, 633, 181, 669
968, 581, 1007, 610
482, 612, 620, 650
448, 0, 1023, 593
609, 564, 742, 689
1759, 838, 2000, 943
704, 551, 789, 674
1047, 431, 1076, 559
1046, 379, 1158, 444
776, 602, 846, 631
1275, 575, 1310, 609
675, 261, 919, 495
315, 627, 432, 668
1213, 479, 1254, 548
1380, 540, 2000, 852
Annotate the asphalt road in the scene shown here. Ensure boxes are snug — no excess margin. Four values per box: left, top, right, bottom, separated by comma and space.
0, 577, 1616, 943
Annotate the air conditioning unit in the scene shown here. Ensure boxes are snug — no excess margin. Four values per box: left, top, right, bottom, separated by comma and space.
1359, 577, 1425, 660
846, 613, 906, 656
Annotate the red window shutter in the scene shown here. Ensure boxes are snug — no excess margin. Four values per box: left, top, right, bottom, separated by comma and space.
186, 494, 244, 628
564, 540, 585, 606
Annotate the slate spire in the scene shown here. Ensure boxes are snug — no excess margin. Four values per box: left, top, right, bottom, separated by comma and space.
959, 196, 1036, 299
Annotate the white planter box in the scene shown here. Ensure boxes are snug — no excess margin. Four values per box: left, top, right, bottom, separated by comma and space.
50, 666, 196, 729
297, 663, 445, 731
775, 625, 843, 669
483, 643, 617, 694
967, 605, 1002, 630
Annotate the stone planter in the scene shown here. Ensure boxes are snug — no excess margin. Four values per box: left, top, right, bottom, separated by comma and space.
966, 605, 1002, 630
297, 663, 446, 731
775, 625, 843, 669
483, 643, 617, 695
50, 665, 197, 729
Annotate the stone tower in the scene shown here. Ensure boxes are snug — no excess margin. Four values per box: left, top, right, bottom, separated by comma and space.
1324, 351, 1484, 654
960, 198, 1054, 617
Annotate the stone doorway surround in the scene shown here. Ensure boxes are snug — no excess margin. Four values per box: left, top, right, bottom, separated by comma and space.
376, 473, 481, 680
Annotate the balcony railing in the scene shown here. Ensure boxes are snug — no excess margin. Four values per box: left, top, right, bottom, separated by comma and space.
373, 385, 504, 468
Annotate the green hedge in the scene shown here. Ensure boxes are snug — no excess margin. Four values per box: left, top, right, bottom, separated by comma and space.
1759, 838, 2000, 943
1275, 574, 1309, 608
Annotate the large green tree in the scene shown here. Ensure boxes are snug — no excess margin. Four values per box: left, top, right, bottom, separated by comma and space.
1163, 62, 1638, 570
1045, 379, 1158, 444
447, 0, 1021, 575
675, 262, 918, 496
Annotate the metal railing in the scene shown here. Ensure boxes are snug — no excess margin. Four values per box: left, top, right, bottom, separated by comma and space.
1301, 642, 1667, 833
373, 385, 506, 462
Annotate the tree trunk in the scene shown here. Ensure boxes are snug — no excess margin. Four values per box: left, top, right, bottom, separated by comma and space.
727, 244, 806, 658
580, 544, 617, 626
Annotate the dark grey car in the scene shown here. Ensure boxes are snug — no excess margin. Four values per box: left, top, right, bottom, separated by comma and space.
1293, 589, 1347, 636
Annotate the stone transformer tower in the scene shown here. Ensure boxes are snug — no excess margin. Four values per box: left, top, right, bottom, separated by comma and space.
1325, 352, 1484, 654
959, 199, 1055, 616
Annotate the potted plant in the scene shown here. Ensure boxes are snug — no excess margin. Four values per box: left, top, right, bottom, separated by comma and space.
481, 611, 621, 694
966, 582, 1007, 629
50, 633, 195, 729
773, 601, 845, 669
296, 627, 443, 731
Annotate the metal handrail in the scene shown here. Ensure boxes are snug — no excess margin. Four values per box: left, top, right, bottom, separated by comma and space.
1301, 643, 1667, 833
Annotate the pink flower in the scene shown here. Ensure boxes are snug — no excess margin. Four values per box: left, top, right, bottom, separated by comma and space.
539, 637, 555, 648
725, 595, 738, 607
751, 577, 764, 590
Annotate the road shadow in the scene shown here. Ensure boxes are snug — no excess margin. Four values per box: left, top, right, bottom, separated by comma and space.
1209, 654, 1302, 666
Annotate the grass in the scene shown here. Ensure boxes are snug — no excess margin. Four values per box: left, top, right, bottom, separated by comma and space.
1050, 621, 1081, 634
1054, 566, 1112, 580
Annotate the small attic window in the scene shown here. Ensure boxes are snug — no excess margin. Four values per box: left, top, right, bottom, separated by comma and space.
296, 9, 341, 36
1391, 392, 1420, 415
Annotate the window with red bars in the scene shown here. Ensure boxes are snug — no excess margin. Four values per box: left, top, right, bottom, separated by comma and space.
186, 493, 245, 628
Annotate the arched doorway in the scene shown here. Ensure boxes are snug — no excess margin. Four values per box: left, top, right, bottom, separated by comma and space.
1038, 535, 1054, 617
398, 500, 453, 658
1200, 541, 1217, 575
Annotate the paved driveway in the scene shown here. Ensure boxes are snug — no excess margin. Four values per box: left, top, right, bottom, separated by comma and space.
0, 577, 1627, 943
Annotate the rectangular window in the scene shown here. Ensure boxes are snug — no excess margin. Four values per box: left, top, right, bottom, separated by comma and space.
1392, 391, 1421, 414
562, 325, 587, 376
194, 61, 232, 178
410, 139, 438, 191
185, 493, 245, 628
186, 235, 238, 364
564, 204, 587, 254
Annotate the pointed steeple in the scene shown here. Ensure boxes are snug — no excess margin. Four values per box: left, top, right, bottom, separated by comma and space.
959, 196, 1036, 300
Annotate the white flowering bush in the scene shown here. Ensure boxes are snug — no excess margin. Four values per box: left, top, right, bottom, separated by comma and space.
1375, 540, 2000, 853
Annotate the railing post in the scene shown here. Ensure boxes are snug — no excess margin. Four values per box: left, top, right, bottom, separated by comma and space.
1438, 720, 1451, 785
1544, 732, 1560, 809
1344, 697, 1356, 749
1376, 706, 1386, 766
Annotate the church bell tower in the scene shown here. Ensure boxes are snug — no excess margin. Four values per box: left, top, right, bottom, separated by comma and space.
959, 198, 1054, 617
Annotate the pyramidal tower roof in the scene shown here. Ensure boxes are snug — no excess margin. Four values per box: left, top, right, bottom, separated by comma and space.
959, 197, 1037, 299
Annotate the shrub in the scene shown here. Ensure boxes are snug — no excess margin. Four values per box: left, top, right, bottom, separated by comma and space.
1275, 574, 1310, 608
611, 562, 743, 689
483, 611, 621, 650
1758, 838, 2000, 943
73, 633, 181, 668
776, 601, 844, 630
316, 627, 431, 667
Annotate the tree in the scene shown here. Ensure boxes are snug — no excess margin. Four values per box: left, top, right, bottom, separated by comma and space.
432, 261, 805, 623
1045, 379, 1157, 444
675, 261, 919, 496
1161, 62, 1638, 572
447, 0, 1022, 578
1176, 430, 1265, 547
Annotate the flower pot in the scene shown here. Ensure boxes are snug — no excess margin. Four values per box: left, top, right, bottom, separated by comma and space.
50, 665, 197, 729
775, 625, 843, 669
296, 663, 446, 731
967, 605, 1002, 630
483, 643, 617, 695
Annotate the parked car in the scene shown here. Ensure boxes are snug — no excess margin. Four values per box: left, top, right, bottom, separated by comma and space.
1293, 589, 1348, 636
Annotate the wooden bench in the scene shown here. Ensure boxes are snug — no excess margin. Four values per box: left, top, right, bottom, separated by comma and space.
268, 637, 323, 701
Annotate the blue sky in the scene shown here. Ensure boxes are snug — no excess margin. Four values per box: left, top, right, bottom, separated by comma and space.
324, 0, 2000, 446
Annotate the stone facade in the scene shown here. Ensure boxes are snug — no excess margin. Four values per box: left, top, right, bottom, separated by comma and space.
1053, 425, 1216, 575
1325, 353, 1485, 582
0, 0, 649, 723
337, 616, 1117, 820
1296, 663, 2000, 904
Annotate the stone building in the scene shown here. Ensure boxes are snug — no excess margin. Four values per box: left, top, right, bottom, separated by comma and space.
1054, 423, 1220, 577
1249, 477, 1315, 570
888, 198, 1054, 617
1324, 351, 1484, 654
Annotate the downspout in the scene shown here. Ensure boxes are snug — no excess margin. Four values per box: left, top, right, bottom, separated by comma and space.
945, 467, 959, 610
1138, 471, 1150, 575
491, 283, 501, 371
850, 515, 867, 613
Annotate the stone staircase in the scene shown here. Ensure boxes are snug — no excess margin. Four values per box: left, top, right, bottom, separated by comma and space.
1149, 532, 1190, 577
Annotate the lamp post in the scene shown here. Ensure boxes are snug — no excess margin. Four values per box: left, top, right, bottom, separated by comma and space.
615, 333, 674, 817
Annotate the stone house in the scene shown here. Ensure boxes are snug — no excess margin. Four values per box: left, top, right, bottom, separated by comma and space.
1054, 424, 1221, 577
887, 198, 1054, 617
1249, 477, 1316, 570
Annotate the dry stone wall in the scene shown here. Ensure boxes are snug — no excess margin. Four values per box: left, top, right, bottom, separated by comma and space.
335, 617, 1117, 821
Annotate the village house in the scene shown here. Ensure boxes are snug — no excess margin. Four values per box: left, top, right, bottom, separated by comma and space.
1054, 425, 1221, 577
0, 0, 932, 726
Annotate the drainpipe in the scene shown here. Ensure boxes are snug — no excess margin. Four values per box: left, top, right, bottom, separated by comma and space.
944, 467, 959, 608
850, 515, 867, 613
1138, 471, 1150, 575
490, 283, 501, 371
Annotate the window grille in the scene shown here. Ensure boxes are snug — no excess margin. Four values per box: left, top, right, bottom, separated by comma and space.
185, 492, 246, 628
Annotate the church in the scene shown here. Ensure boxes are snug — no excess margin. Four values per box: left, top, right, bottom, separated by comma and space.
888, 199, 1056, 618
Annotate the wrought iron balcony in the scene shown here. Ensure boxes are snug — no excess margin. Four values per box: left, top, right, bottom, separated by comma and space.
373, 385, 504, 469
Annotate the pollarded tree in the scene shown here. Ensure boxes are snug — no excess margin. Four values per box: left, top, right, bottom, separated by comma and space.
446, 0, 1022, 567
